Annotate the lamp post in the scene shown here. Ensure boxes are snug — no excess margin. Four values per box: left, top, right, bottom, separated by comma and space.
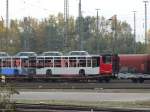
0, 16, 4, 51
143, 1, 148, 50
96, 9, 100, 54
6, 0, 9, 51
109, 15, 117, 54
133, 11, 136, 54
78, 0, 83, 51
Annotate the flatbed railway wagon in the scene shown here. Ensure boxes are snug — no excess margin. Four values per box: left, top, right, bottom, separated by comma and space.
0, 54, 119, 82
119, 54, 150, 83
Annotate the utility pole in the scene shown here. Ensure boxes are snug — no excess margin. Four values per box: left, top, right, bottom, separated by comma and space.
113, 15, 117, 54
0, 16, 4, 51
96, 9, 100, 54
110, 15, 117, 54
78, 0, 83, 50
6, 0, 9, 51
23, 17, 30, 51
109, 15, 118, 54
143, 1, 148, 48
64, 0, 69, 51
133, 11, 136, 54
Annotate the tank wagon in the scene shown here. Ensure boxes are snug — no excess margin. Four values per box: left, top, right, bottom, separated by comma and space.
119, 54, 150, 83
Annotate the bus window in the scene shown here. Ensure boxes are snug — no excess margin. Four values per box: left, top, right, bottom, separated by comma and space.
87, 57, 91, 67
2, 59, 6, 67
69, 57, 76, 67
61, 57, 68, 67
6, 58, 11, 67
29, 57, 36, 67
78, 57, 86, 67
54, 57, 61, 67
92, 57, 99, 67
21, 58, 28, 67
2, 58, 11, 67
102, 56, 111, 64
36, 57, 44, 68
12, 58, 20, 67
45, 57, 53, 67
12, 58, 16, 67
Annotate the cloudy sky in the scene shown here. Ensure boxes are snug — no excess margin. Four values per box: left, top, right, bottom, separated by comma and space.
0, 0, 150, 42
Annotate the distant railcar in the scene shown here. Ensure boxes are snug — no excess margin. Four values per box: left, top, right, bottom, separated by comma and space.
119, 54, 150, 83
119, 54, 150, 74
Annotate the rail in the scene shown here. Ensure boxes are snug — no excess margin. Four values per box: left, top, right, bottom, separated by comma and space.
0, 103, 149, 112
1, 82, 150, 89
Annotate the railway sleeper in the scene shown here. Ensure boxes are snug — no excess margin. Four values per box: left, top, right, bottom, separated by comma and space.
131, 78, 144, 83
98, 77, 111, 83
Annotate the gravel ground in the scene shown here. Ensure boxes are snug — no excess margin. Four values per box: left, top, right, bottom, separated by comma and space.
18, 88, 150, 93
12, 91, 150, 102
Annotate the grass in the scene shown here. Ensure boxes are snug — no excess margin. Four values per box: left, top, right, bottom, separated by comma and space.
15, 99, 150, 109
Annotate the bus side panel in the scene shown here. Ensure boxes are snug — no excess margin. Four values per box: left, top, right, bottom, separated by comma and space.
36, 67, 99, 76
1, 68, 15, 76
100, 64, 112, 75
100, 56, 112, 75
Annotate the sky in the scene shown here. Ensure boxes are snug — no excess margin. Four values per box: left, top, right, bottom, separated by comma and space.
0, 0, 150, 42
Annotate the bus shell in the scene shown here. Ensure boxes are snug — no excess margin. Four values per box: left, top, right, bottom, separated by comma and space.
0, 54, 115, 78
31, 54, 114, 76
0, 56, 29, 76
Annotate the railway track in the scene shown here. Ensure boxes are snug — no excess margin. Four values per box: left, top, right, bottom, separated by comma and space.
2, 103, 149, 112
2, 81, 150, 89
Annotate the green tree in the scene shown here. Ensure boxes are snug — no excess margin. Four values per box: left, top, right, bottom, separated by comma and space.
0, 14, 145, 55
19, 17, 38, 52
8, 20, 21, 54
0, 19, 5, 51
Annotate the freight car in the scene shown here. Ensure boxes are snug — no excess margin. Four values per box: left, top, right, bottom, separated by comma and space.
119, 54, 150, 83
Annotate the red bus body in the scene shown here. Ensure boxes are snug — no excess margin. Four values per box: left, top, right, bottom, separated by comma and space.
100, 57, 112, 75
99, 54, 119, 75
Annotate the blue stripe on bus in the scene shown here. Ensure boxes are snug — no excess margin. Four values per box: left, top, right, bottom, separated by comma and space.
1, 68, 15, 76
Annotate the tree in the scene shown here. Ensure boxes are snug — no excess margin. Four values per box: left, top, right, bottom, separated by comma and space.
147, 29, 150, 53
19, 17, 38, 52
0, 19, 5, 51
0, 14, 144, 54
8, 20, 21, 54
0, 83, 19, 110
